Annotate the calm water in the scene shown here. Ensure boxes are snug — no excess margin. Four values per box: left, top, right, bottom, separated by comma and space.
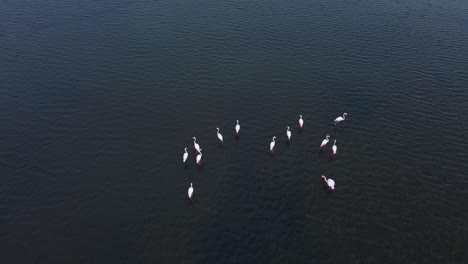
1, 0, 468, 263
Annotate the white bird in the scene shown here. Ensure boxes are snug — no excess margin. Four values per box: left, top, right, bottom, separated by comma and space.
332, 140, 337, 155
320, 135, 330, 148
183, 148, 188, 163
193, 137, 201, 153
334, 113, 347, 125
299, 115, 304, 128
188, 183, 194, 199
196, 149, 203, 165
216, 128, 223, 143
270, 136, 276, 152
235, 120, 240, 135
286, 126, 291, 141
321, 175, 335, 190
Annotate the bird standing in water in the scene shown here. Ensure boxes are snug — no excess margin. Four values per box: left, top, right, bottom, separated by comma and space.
320, 135, 330, 149
332, 140, 337, 156
188, 183, 194, 199
216, 128, 224, 143
270, 136, 276, 152
235, 120, 240, 135
334, 113, 347, 125
196, 149, 203, 165
193, 137, 201, 153
183, 148, 188, 163
321, 175, 335, 190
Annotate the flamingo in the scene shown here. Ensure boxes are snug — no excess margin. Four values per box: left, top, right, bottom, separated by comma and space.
193, 137, 201, 153
286, 126, 291, 142
321, 175, 335, 190
334, 113, 347, 125
235, 120, 240, 135
196, 149, 202, 165
270, 136, 276, 152
216, 128, 223, 143
183, 148, 188, 163
332, 140, 337, 155
188, 183, 194, 199
320, 135, 330, 148
299, 115, 304, 128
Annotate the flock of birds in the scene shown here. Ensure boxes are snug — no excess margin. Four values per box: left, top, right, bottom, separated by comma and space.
185, 113, 349, 200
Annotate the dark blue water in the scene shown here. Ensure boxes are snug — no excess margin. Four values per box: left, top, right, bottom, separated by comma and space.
1, 0, 468, 263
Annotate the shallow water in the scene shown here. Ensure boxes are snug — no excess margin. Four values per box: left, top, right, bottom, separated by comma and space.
1, 0, 468, 262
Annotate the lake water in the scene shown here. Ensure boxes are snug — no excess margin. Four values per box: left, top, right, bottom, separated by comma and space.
1, 0, 468, 263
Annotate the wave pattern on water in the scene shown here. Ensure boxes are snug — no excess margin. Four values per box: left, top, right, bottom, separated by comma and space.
1, 0, 468, 263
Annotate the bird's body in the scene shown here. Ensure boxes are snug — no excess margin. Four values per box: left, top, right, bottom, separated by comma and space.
196, 149, 203, 165
270, 136, 276, 152
193, 137, 201, 153
320, 135, 330, 148
216, 128, 223, 143
299, 115, 304, 128
183, 148, 188, 163
286, 126, 291, 141
235, 120, 240, 135
188, 183, 194, 199
322, 175, 335, 190
334, 113, 347, 125
332, 140, 337, 155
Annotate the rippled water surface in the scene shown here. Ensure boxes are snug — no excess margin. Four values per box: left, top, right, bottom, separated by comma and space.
1, 0, 468, 263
